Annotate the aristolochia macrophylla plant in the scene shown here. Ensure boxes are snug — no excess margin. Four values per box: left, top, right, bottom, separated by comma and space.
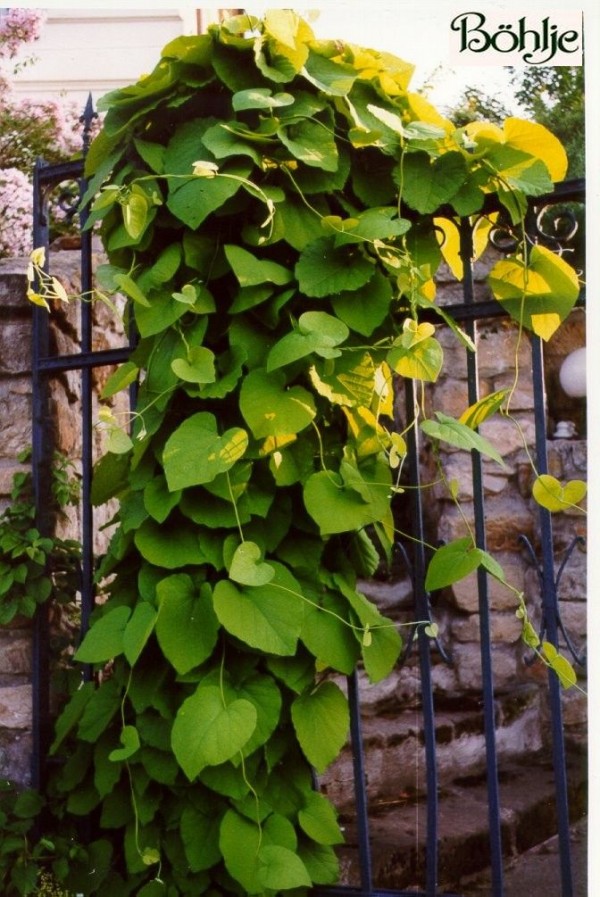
26, 11, 582, 896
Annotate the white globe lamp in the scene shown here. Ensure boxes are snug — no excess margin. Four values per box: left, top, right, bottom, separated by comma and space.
559, 347, 587, 398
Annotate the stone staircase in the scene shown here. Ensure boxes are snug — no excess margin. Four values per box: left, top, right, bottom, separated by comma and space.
321, 687, 587, 894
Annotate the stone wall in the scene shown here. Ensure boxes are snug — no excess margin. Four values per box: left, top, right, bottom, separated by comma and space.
0, 252, 127, 786
323, 261, 587, 809
0, 252, 587, 797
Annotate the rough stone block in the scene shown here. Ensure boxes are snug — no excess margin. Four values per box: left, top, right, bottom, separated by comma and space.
0, 730, 32, 786
0, 322, 32, 375
0, 633, 32, 674
0, 684, 32, 728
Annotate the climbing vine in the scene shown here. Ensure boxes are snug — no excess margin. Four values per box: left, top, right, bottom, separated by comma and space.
10, 10, 585, 896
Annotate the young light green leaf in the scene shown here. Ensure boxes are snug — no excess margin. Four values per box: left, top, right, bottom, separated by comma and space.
108, 725, 141, 762
541, 642, 577, 688
425, 537, 483, 591
171, 346, 216, 384
532, 474, 587, 512
229, 541, 275, 587
122, 191, 149, 241
421, 412, 506, 467
267, 312, 349, 371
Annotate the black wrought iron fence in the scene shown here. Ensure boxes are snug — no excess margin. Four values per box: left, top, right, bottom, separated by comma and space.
30, 99, 586, 897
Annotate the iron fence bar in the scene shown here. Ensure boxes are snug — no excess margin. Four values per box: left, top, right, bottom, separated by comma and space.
459, 217, 504, 897
347, 669, 374, 892
35, 346, 132, 372
78, 165, 96, 647
404, 378, 439, 896
31, 160, 54, 793
530, 333, 574, 897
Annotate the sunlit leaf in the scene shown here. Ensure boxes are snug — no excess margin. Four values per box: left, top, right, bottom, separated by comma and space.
532, 475, 587, 512
421, 412, 506, 467
488, 245, 580, 341
459, 389, 510, 429
163, 412, 248, 490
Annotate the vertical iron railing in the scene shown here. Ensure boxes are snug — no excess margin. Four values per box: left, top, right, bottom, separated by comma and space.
30, 97, 132, 790
30, 116, 585, 897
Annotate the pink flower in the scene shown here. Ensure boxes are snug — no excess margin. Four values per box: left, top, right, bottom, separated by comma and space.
0, 8, 45, 59
0, 167, 33, 257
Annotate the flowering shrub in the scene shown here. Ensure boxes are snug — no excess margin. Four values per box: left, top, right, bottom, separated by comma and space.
0, 7, 44, 62
0, 8, 86, 258
0, 167, 33, 257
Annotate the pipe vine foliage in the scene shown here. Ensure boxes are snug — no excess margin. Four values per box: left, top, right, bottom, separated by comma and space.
15, 10, 583, 897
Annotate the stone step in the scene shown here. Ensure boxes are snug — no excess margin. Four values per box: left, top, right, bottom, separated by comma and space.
334, 752, 586, 893
322, 686, 548, 809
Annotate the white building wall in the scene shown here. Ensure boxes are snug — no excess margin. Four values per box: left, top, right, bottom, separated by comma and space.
12, 9, 202, 108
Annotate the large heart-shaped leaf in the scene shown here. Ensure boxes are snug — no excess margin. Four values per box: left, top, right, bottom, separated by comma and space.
291, 681, 349, 772
156, 575, 219, 673
171, 685, 257, 780
296, 237, 374, 298
74, 606, 131, 663
163, 412, 248, 490
224, 244, 292, 287
213, 562, 304, 656
239, 368, 316, 439
303, 460, 391, 535
488, 245, 579, 341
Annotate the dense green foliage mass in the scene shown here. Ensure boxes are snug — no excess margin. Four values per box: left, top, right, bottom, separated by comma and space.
4, 11, 581, 897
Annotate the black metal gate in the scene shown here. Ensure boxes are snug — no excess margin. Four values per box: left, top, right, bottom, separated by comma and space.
30, 102, 586, 897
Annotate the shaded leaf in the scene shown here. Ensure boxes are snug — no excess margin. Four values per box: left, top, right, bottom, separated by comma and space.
296, 237, 374, 298
74, 606, 131, 663
156, 575, 219, 674
291, 682, 349, 773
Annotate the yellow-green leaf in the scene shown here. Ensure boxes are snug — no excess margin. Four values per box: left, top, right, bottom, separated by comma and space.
503, 118, 568, 183
459, 389, 510, 429
532, 475, 586, 512
488, 245, 579, 341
